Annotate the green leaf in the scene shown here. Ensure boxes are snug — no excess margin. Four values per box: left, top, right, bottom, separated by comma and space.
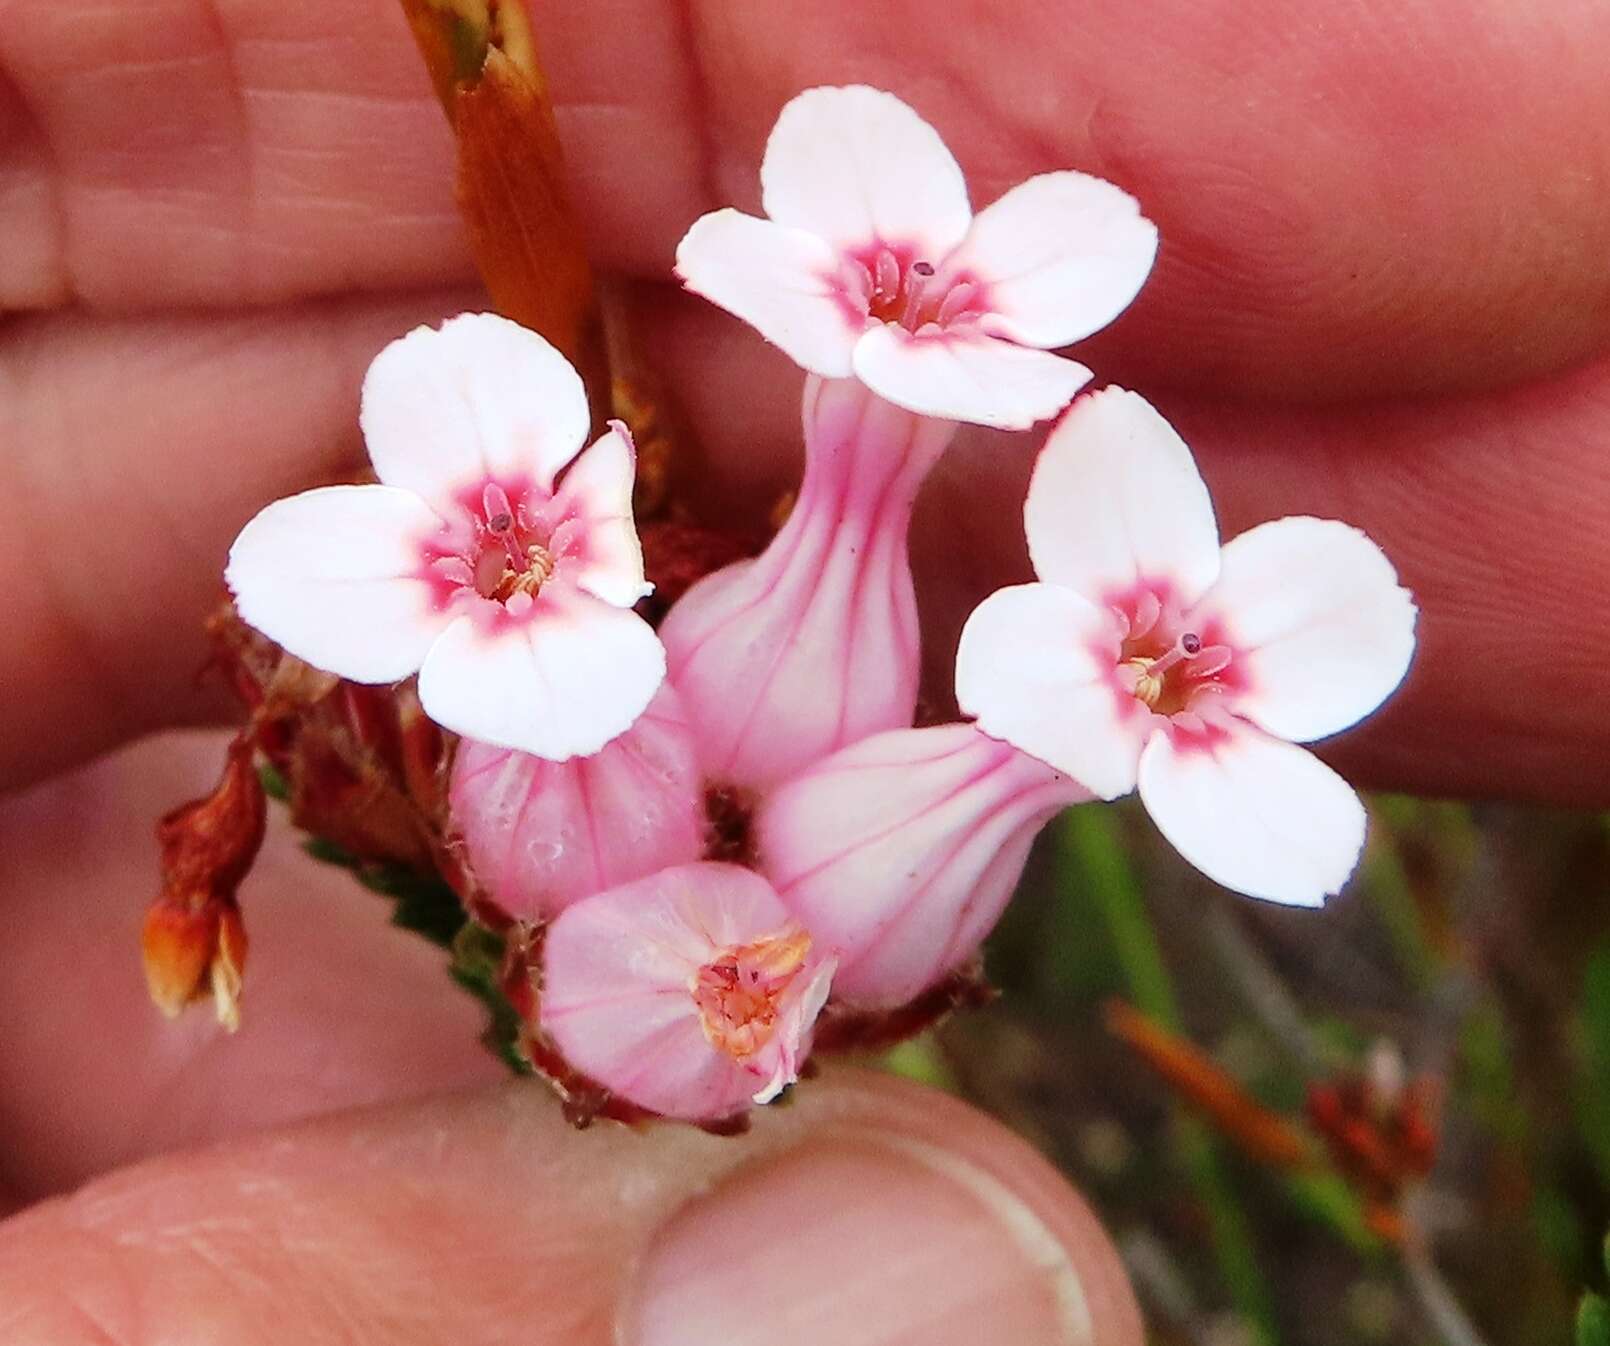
882, 1035, 957, 1092
298, 837, 467, 949
449, 922, 532, 1076
256, 762, 290, 802
1578, 1292, 1610, 1346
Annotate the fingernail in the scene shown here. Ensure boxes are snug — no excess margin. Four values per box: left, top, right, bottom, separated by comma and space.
622, 1131, 1095, 1346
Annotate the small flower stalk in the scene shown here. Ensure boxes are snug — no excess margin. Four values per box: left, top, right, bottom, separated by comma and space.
152, 77, 1418, 1128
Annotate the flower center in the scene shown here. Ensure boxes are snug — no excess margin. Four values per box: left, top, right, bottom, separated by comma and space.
690, 924, 812, 1062
1113, 594, 1234, 722
439, 481, 556, 610
849, 247, 981, 335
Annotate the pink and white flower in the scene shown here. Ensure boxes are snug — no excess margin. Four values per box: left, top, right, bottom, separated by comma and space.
659, 376, 955, 789
539, 862, 835, 1121
676, 84, 1158, 430
956, 388, 1417, 906
449, 683, 706, 922
225, 313, 663, 762
756, 723, 1090, 1008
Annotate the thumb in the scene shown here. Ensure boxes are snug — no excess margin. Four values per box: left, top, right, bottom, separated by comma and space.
0, 1070, 1142, 1346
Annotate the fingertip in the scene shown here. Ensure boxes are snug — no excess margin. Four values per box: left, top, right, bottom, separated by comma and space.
0, 1071, 1141, 1346
625, 1069, 1144, 1346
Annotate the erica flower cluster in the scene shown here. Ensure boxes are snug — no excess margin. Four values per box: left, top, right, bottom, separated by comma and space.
224, 86, 1415, 1125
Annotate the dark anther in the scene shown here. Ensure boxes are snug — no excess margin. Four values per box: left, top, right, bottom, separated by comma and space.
1181, 633, 1202, 655
487, 512, 513, 533
911, 260, 935, 277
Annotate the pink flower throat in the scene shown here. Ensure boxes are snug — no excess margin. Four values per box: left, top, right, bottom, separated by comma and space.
840, 245, 984, 336
691, 925, 812, 1062
1112, 588, 1237, 726
425, 480, 557, 617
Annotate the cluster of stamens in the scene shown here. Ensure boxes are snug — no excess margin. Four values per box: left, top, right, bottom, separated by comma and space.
691, 926, 812, 1061
846, 246, 980, 335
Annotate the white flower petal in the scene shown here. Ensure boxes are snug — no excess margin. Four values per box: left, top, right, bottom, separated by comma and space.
360, 312, 591, 509
225, 485, 445, 682
948, 170, 1158, 349
417, 585, 665, 761
1026, 388, 1220, 604
956, 583, 1146, 798
549, 423, 651, 607
852, 324, 1090, 430
1193, 517, 1417, 743
1137, 721, 1366, 906
760, 85, 972, 257
675, 209, 859, 376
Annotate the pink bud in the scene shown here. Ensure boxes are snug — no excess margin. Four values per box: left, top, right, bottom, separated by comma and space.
755, 723, 1090, 1008
539, 863, 834, 1122
660, 376, 956, 789
448, 684, 706, 922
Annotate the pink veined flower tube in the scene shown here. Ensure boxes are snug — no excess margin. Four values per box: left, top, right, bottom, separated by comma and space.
539, 863, 835, 1122
676, 84, 1158, 430
448, 683, 706, 922
659, 375, 957, 791
225, 312, 663, 762
755, 723, 1090, 1008
956, 388, 1418, 906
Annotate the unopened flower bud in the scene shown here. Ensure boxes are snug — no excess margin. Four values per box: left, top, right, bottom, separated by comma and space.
142, 895, 248, 1031
143, 735, 265, 1030
756, 723, 1089, 1007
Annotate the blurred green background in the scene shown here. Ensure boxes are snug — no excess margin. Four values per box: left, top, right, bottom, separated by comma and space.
883, 796, 1610, 1346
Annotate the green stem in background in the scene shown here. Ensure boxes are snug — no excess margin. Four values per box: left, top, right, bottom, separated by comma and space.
883, 1035, 960, 1093
1058, 804, 1282, 1346
1362, 796, 1442, 993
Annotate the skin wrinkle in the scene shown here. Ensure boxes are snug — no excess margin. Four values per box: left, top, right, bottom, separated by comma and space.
0, 63, 68, 307
0, 0, 1599, 394
1, 7, 1609, 806
670, 0, 724, 217
0, 290, 474, 789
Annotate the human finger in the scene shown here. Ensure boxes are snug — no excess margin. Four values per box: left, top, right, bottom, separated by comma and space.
0, 1068, 1142, 1346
